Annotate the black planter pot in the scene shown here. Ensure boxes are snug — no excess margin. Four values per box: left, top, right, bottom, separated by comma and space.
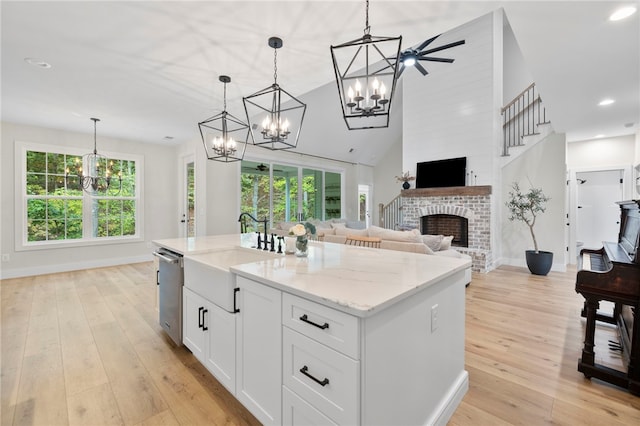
402, 181, 410, 190
525, 250, 553, 276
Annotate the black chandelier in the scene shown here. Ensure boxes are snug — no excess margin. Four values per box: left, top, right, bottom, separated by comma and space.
198, 75, 249, 163
243, 36, 306, 150
330, 0, 402, 130
66, 118, 122, 194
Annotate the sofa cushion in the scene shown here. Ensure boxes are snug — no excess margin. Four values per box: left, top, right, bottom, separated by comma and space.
278, 221, 300, 232
440, 235, 454, 250
316, 227, 336, 237
368, 225, 423, 243
334, 226, 368, 237
322, 234, 347, 244
345, 220, 366, 229
380, 240, 432, 254
422, 234, 443, 251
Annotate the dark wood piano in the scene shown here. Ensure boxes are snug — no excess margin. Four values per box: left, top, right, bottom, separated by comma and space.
576, 200, 640, 395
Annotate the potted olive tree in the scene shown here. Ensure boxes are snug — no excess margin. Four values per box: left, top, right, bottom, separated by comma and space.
505, 182, 553, 275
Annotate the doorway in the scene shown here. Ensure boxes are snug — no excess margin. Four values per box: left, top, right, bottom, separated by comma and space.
358, 185, 371, 228
576, 169, 624, 250
180, 155, 196, 237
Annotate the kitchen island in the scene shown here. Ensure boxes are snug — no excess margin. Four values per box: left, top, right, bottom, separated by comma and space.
153, 234, 470, 425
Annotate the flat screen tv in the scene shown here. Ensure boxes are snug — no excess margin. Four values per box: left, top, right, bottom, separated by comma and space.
416, 157, 467, 188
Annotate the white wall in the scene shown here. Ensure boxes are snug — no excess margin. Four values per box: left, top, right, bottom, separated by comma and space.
501, 132, 567, 270
373, 138, 403, 226
0, 121, 178, 278
502, 13, 534, 105
402, 12, 496, 187
567, 134, 636, 170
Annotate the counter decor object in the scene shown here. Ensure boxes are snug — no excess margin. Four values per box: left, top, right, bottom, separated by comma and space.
289, 222, 316, 257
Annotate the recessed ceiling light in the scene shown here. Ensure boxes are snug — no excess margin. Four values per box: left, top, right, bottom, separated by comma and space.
609, 6, 637, 21
595, 134, 605, 138
598, 99, 615, 106
24, 57, 52, 69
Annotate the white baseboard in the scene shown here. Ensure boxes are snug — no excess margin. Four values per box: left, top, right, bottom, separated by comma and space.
0, 254, 153, 279
427, 370, 469, 426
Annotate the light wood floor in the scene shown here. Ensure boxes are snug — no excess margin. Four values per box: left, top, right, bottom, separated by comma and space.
1, 262, 639, 425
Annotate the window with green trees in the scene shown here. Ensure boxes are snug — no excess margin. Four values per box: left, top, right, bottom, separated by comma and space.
22, 146, 139, 245
240, 160, 341, 230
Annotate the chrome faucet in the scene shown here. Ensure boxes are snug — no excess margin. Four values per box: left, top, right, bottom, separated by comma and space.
238, 212, 270, 250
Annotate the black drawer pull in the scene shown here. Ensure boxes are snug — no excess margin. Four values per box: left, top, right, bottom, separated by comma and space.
198, 306, 204, 329
299, 314, 329, 330
300, 365, 329, 387
202, 309, 208, 331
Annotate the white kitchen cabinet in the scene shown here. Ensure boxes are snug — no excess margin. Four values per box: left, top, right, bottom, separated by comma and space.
183, 287, 206, 361
182, 287, 236, 393
283, 386, 338, 426
235, 276, 282, 426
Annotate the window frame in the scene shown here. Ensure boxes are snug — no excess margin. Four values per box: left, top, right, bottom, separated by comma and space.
240, 158, 345, 228
15, 141, 144, 251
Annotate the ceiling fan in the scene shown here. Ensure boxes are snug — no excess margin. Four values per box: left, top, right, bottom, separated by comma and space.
388, 34, 465, 78
243, 163, 284, 173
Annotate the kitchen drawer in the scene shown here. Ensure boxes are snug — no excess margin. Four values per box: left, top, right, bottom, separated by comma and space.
282, 386, 338, 426
282, 293, 359, 358
283, 327, 359, 426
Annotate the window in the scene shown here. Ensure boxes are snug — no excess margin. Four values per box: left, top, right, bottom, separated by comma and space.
17, 142, 142, 249
240, 160, 342, 229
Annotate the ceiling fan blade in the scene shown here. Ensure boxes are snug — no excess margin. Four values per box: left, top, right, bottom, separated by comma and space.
419, 56, 455, 63
420, 39, 465, 55
396, 64, 406, 78
414, 62, 429, 76
416, 34, 440, 51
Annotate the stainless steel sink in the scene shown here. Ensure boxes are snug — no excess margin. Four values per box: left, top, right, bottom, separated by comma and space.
184, 247, 279, 312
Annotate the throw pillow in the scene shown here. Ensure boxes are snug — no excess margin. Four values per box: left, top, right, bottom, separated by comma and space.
330, 222, 347, 229
422, 234, 443, 251
440, 236, 454, 250
368, 225, 423, 243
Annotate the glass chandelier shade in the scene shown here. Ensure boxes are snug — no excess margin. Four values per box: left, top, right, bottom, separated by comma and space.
243, 37, 306, 150
330, 0, 402, 130
198, 75, 249, 163
66, 118, 122, 194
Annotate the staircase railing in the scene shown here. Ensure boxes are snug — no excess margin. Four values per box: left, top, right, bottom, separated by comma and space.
501, 82, 550, 156
378, 194, 403, 229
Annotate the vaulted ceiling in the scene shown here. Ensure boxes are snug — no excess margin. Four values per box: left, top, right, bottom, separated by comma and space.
2, 1, 638, 165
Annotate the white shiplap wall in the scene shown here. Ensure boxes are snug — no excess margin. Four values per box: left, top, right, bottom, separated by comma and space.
402, 12, 497, 187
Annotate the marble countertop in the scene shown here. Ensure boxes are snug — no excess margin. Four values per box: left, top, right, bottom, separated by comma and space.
153, 234, 471, 317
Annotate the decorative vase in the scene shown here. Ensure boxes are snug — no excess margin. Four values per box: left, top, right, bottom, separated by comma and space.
285, 237, 296, 254
525, 250, 553, 276
402, 181, 410, 190
295, 235, 308, 257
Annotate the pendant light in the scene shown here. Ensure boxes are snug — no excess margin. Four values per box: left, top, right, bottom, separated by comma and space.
243, 36, 306, 150
66, 117, 122, 194
330, 0, 402, 130
198, 75, 249, 163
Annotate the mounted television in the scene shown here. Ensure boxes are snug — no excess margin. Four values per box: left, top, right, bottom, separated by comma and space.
416, 157, 467, 188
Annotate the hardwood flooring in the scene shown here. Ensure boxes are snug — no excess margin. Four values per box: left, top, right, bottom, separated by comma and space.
1, 262, 639, 425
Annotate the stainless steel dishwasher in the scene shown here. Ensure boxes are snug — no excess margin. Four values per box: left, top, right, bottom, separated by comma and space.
153, 248, 183, 345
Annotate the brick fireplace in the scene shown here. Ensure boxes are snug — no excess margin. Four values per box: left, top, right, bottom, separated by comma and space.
401, 186, 493, 272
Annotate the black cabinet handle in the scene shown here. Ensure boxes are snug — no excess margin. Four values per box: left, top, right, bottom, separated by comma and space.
198, 307, 204, 329
233, 288, 240, 313
156, 270, 159, 286
299, 314, 329, 330
202, 309, 208, 331
300, 365, 329, 387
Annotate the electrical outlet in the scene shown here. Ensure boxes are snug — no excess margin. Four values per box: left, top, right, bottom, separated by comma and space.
1, 254, 10, 262
431, 304, 439, 333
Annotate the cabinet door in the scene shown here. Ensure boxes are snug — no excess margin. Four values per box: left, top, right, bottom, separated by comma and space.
183, 288, 207, 363
236, 277, 282, 426
206, 302, 236, 394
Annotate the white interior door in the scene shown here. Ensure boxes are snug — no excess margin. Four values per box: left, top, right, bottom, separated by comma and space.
576, 170, 624, 249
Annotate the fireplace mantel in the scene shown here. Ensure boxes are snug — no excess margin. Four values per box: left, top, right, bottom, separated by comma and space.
401, 185, 492, 197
